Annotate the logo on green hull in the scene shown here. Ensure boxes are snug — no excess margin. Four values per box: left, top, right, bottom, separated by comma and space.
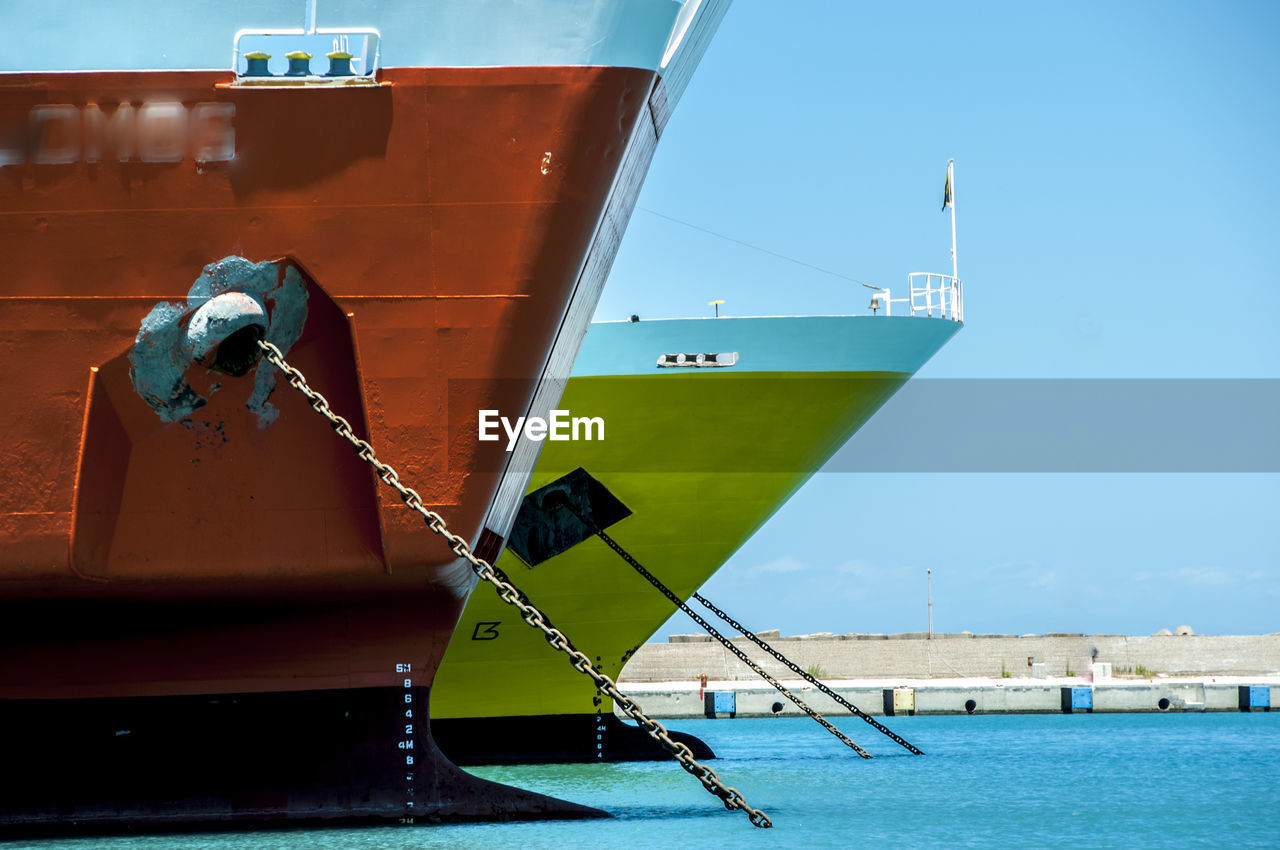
478, 409, 604, 453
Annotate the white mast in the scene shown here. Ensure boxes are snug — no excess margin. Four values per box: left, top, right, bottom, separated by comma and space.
947, 159, 958, 281
927, 568, 933, 639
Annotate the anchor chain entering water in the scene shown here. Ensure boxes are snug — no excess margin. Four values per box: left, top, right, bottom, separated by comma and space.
690, 592, 924, 755
560, 507, 874, 759
256, 340, 772, 829
548, 490, 922, 755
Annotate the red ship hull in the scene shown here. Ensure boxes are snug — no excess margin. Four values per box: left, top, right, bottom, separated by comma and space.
0, 65, 655, 830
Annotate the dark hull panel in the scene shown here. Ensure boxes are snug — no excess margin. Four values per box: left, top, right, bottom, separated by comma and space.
0, 685, 605, 835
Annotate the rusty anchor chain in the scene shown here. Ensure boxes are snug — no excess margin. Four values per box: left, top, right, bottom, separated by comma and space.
689, 592, 924, 755
548, 495, 922, 756
256, 339, 772, 829
579, 521, 874, 759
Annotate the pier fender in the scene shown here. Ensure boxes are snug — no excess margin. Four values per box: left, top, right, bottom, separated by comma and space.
704, 690, 737, 719
1061, 686, 1094, 714
883, 687, 915, 716
129, 256, 308, 425
1238, 685, 1272, 712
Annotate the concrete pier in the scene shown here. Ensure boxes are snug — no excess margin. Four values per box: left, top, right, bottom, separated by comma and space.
616, 632, 1280, 717
617, 676, 1278, 718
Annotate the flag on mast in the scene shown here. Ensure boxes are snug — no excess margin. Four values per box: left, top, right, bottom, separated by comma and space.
942, 165, 953, 211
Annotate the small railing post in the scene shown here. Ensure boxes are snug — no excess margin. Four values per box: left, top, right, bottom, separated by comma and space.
899, 272, 962, 321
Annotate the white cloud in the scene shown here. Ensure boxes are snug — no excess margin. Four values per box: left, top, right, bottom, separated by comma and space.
741, 555, 810, 578
833, 561, 881, 580
975, 559, 1041, 578
967, 559, 1057, 589
1169, 566, 1233, 587
1130, 566, 1240, 587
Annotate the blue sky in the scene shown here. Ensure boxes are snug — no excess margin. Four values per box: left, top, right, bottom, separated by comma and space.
594, 1, 1279, 637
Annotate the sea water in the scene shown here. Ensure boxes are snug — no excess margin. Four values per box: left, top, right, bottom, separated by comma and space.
10, 713, 1278, 849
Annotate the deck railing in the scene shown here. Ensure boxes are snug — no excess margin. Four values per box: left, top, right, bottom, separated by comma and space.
867, 273, 964, 322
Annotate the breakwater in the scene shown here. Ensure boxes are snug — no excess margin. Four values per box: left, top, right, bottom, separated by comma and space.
617, 632, 1280, 717
622, 632, 1280, 681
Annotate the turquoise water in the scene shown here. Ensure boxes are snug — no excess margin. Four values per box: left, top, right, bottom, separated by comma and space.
11, 713, 1278, 849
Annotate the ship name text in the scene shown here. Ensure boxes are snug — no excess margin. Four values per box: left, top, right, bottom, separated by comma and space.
0, 101, 235, 167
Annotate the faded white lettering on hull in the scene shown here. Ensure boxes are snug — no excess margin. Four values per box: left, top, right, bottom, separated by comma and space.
1, 101, 234, 167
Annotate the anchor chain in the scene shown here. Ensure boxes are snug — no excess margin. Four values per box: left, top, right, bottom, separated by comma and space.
550, 483, 922, 755
256, 340, 772, 829
690, 592, 924, 755
579, 521, 874, 760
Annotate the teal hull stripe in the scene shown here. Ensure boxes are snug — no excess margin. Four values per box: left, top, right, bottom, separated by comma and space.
575, 315, 962, 377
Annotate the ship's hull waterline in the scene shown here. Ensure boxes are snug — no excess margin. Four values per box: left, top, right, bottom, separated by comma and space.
0, 0, 744, 817
432, 315, 961, 763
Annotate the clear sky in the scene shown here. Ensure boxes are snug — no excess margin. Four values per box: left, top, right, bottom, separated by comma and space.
592, 1, 1280, 638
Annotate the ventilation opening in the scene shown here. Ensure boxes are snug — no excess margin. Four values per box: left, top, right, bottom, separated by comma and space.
964, 699, 977, 714
771, 702, 784, 715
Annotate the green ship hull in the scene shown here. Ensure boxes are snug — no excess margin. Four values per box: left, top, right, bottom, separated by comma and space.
432, 314, 960, 762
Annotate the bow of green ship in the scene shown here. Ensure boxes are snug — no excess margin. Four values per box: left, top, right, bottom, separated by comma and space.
432, 314, 961, 764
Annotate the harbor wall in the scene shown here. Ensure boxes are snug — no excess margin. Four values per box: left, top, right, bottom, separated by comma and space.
615, 632, 1280, 717
619, 632, 1280, 682
616, 676, 1279, 718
